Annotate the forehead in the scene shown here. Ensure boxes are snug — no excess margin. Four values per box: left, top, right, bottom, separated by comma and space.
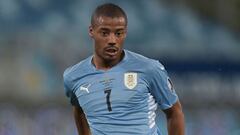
93, 16, 127, 29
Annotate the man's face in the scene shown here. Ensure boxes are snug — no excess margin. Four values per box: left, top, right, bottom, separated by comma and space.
89, 16, 127, 62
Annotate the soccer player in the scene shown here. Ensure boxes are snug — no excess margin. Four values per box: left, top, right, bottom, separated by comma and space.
63, 3, 185, 135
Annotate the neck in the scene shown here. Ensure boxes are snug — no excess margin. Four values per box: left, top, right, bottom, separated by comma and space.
92, 51, 124, 71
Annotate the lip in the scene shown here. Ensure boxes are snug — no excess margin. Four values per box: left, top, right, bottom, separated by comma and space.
104, 47, 118, 56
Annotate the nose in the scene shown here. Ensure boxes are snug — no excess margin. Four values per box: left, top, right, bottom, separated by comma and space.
108, 33, 117, 46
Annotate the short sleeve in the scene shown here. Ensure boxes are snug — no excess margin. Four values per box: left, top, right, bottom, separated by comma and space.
149, 61, 178, 110
63, 70, 79, 106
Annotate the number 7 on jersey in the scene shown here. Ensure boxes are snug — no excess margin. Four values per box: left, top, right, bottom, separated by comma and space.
104, 89, 112, 111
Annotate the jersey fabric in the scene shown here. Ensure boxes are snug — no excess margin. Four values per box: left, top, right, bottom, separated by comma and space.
63, 50, 178, 135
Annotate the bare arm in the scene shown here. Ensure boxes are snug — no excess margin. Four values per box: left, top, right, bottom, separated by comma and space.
163, 100, 185, 135
73, 106, 91, 135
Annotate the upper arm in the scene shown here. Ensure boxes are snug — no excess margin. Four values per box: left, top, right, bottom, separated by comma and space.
73, 106, 91, 135
73, 105, 87, 123
162, 100, 185, 135
63, 70, 79, 106
148, 61, 178, 110
73, 105, 85, 118
163, 100, 184, 119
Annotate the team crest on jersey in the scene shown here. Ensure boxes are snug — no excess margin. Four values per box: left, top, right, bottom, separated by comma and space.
124, 72, 137, 89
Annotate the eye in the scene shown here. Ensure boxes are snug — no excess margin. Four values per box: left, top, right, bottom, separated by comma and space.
115, 31, 124, 37
101, 31, 109, 37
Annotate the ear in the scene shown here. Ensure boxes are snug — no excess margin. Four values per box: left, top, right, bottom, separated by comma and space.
89, 26, 94, 38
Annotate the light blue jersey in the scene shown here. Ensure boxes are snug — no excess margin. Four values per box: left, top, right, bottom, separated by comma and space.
63, 50, 178, 135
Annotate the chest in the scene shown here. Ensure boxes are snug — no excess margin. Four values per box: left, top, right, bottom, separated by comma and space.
74, 71, 150, 113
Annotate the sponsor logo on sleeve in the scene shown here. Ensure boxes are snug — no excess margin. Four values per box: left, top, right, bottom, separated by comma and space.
167, 78, 174, 92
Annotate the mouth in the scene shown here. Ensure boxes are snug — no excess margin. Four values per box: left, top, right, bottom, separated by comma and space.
104, 47, 118, 56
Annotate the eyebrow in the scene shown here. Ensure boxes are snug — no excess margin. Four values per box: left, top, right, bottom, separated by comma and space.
99, 28, 110, 31
116, 28, 125, 31
99, 27, 125, 31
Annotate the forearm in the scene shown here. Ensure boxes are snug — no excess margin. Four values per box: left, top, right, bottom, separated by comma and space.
167, 111, 185, 135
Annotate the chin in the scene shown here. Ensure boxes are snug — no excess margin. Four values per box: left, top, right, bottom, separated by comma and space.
104, 56, 118, 61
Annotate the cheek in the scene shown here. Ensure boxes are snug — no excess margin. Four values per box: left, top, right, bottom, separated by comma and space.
117, 38, 125, 46
94, 38, 104, 46
95, 36, 107, 43
94, 39, 106, 51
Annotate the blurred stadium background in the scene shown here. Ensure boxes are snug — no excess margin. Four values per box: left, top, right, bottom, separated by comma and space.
0, 0, 240, 135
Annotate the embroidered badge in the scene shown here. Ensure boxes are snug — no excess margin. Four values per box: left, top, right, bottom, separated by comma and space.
124, 72, 137, 89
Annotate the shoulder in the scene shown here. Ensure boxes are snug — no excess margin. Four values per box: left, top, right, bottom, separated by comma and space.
63, 56, 91, 83
125, 50, 151, 62
125, 50, 165, 71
